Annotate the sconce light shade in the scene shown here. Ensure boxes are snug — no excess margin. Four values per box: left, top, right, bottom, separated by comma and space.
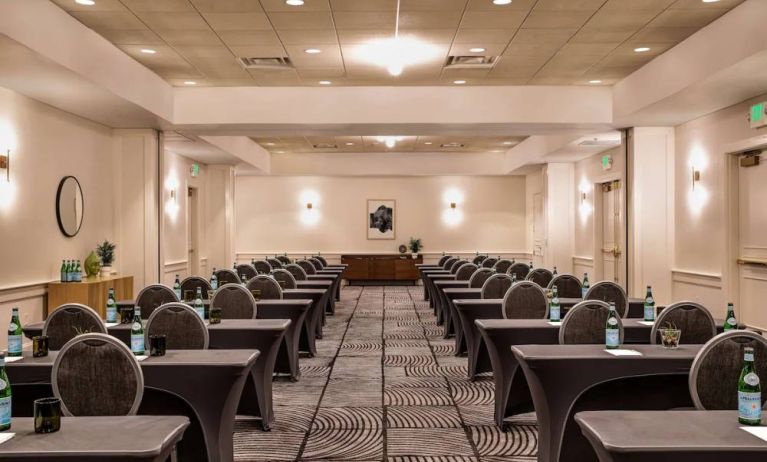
692, 168, 701, 190
0, 149, 8, 182
307, 202, 313, 209
450, 202, 456, 209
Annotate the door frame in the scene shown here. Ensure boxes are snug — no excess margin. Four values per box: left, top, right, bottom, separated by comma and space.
592, 172, 625, 283
187, 185, 200, 277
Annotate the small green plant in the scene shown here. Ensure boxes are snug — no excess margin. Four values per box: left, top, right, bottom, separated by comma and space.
408, 237, 423, 254
659, 321, 681, 348
96, 240, 116, 266
72, 326, 94, 336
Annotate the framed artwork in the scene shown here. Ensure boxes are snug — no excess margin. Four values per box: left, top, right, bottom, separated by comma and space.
367, 199, 395, 240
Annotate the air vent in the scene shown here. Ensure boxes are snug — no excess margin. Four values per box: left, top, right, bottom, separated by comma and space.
578, 138, 621, 147
440, 142, 465, 149
238, 57, 293, 70
313, 143, 338, 149
445, 55, 498, 69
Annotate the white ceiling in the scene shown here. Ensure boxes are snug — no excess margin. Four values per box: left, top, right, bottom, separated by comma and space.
251, 134, 527, 153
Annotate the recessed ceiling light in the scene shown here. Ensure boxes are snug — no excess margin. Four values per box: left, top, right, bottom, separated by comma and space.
345, 142, 354, 145
183, 81, 197, 85
503, 141, 515, 145
275, 151, 285, 154
589, 79, 603, 84
285, 0, 304, 5
265, 142, 275, 146
140, 48, 157, 54
453, 80, 466, 85
424, 142, 433, 145
493, 0, 512, 4
634, 47, 650, 53
304, 48, 322, 54
75, 0, 95, 5
318, 80, 332, 85
702, 0, 720, 2
469, 47, 486, 53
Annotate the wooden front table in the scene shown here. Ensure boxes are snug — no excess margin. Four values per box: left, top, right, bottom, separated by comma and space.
47, 275, 133, 317
341, 254, 423, 284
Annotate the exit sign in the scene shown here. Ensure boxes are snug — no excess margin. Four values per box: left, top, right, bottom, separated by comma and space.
601, 155, 613, 171
190, 164, 200, 177
750, 102, 767, 128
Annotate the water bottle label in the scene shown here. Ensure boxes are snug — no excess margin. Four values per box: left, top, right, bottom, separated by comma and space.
7, 323, 16, 331
644, 305, 655, 321
175, 289, 182, 300
744, 372, 760, 386
607, 318, 618, 326
131, 334, 144, 354
606, 329, 620, 347
0, 396, 11, 426
582, 288, 588, 298
550, 307, 560, 322
106, 307, 117, 323
727, 317, 737, 326
195, 307, 205, 320
739, 391, 762, 422
7, 335, 21, 354
211, 281, 218, 290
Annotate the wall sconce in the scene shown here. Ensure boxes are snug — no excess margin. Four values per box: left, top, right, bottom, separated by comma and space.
164, 175, 180, 219
0, 149, 9, 182
300, 190, 319, 226
306, 202, 313, 209
578, 179, 593, 221
692, 169, 701, 190
442, 189, 463, 227
688, 148, 709, 216
450, 202, 456, 209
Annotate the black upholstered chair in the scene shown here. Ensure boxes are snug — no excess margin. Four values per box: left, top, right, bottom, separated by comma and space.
308, 258, 324, 271
472, 255, 487, 265
481, 257, 498, 268
180, 276, 213, 299
468, 268, 494, 289
267, 258, 283, 269
548, 274, 582, 298
493, 259, 514, 274
527, 268, 554, 288
559, 300, 623, 345
246, 275, 283, 300
481, 273, 512, 299
271, 268, 298, 289
651, 301, 717, 345
296, 260, 317, 275
52, 333, 143, 416
43, 304, 107, 350
315, 255, 329, 267
214, 268, 241, 286
236, 264, 257, 280
442, 257, 459, 270
145, 302, 209, 350
210, 283, 257, 319
502, 281, 548, 319
437, 255, 452, 267
285, 263, 308, 281
585, 281, 629, 318
135, 284, 178, 320
507, 262, 531, 282
276, 255, 291, 265
450, 259, 470, 274
689, 330, 767, 411
455, 263, 478, 281
253, 260, 273, 275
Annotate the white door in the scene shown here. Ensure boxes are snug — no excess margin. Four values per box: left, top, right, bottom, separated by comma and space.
187, 187, 200, 276
599, 180, 624, 285
533, 192, 544, 266
737, 153, 767, 330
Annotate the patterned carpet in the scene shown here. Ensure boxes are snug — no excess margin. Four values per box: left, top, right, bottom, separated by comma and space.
234, 285, 538, 461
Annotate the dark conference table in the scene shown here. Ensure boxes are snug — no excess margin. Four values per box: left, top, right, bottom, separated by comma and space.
575, 410, 767, 462
442, 287, 482, 356
0, 416, 189, 461
511, 344, 701, 462
6, 349, 258, 462
433, 280, 474, 339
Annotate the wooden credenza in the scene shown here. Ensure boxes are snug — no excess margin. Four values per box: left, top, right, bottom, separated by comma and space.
47, 275, 133, 318
341, 254, 423, 284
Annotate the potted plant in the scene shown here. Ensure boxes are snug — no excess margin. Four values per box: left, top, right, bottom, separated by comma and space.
408, 237, 423, 259
96, 240, 116, 277
658, 321, 681, 349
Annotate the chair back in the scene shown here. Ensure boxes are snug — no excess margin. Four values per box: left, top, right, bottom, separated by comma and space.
276, 255, 291, 265
468, 268, 494, 289
308, 258, 324, 270
43, 304, 107, 350
437, 255, 452, 267
651, 301, 717, 345
145, 302, 209, 350
253, 260, 273, 275
214, 268, 241, 286
455, 263, 478, 281
472, 255, 487, 265
502, 282, 548, 319
508, 262, 531, 281
52, 333, 143, 416
481, 257, 498, 268
267, 258, 283, 269
210, 283, 257, 319
548, 274, 582, 298
285, 263, 308, 281
296, 260, 317, 275
481, 273, 512, 299
272, 268, 298, 289
559, 300, 623, 345
236, 264, 257, 280
526, 268, 554, 288
450, 259, 469, 274
180, 276, 213, 300
690, 330, 767, 411
585, 281, 629, 318
493, 259, 514, 274
442, 257, 459, 270
135, 284, 178, 320
246, 275, 283, 300
315, 255, 329, 266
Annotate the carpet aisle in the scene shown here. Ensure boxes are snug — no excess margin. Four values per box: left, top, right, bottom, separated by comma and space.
234, 285, 537, 461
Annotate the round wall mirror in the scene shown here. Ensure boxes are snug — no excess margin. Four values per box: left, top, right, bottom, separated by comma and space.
56, 176, 84, 237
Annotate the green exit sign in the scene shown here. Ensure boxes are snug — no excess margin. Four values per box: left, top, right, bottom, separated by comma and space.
601, 155, 612, 171
751, 102, 766, 128
190, 163, 200, 177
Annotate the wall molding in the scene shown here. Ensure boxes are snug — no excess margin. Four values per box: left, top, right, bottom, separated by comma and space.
672, 268, 723, 289
0, 281, 48, 305
163, 260, 188, 274
237, 251, 533, 265
572, 256, 594, 267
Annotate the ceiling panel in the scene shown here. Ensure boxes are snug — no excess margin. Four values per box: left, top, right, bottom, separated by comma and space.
251, 135, 527, 153
57, 0, 742, 87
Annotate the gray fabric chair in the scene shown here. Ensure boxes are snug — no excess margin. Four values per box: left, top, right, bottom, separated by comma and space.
481, 273, 513, 299
585, 281, 629, 318
450, 259, 470, 274
315, 255, 329, 267
214, 268, 241, 286
481, 257, 499, 269
180, 276, 213, 300
308, 258, 324, 271
493, 259, 514, 274
253, 260, 273, 275
442, 257, 459, 270
246, 275, 283, 300
271, 268, 298, 289
52, 333, 143, 416
210, 283, 257, 319
43, 304, 107, 351
236, 264, 257, 280
526, 268, 554, 288
468, 268, 494, 289
267, 258, 283, 269
135, 284, 178, 320
276, 255, 291, 265
502, 281, 548, 319
437, 255, 452, 267
507, 262, 531, 281
145, 302, 209, 350
559, 300, 623, 345
296, 260, 317, 275
472, 255, 487, 265
651, 301, 717, 345
285, 263, 308, 281
690, 330, 767, 411
455, 263, 478, 281
548, 274, 582, 298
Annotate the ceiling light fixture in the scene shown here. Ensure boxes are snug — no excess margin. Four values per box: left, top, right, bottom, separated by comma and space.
634, 47, 650, 53
75, 0, 95, 5
265, 142, 275, 146
453, 80, 466, 84
304, 48, 321, 54
183, 81, 197, 85
589, 79, 602, 84
140, 48, 157, 54
469, 47, 486, 53
318, 80, 332, 85
424, 142, 433, 145
503, 141, 515, 145
285, 0, 304, 5
493, 0, 512, 4
377, 136, 403, 148
345, 142, 354, 146
702, 0, 720, 2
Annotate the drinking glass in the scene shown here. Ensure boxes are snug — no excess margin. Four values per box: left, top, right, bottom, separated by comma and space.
32, 336, 49, 358
209, 307, 222, 324
119, 306, 134, 324
183, 290, 194, 303
251, 289, 262, 302
659, 328, 681, 349
149, 335, 166, 357
34, 398, 61, 434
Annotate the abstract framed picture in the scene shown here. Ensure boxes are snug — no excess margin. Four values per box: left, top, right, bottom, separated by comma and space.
367, 199, 395, 240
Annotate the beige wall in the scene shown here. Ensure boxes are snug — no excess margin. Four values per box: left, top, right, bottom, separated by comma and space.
235, 175, 527, 260
0, 87, 115, 346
